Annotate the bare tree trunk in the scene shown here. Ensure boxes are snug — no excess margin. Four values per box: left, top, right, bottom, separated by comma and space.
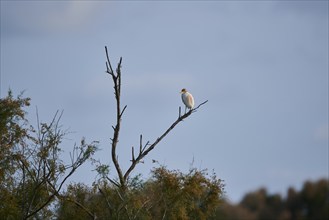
104, 46, 208, 193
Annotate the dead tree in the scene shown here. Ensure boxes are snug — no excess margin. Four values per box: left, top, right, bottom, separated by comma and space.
104, 46, 208, 193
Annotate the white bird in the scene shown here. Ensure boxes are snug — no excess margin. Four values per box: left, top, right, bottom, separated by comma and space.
181, 88, 194, 113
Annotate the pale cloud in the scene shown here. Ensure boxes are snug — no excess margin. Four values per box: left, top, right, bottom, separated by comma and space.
44, 1, 98, 32
314, 124, 329, 142
1, 1, 100, 35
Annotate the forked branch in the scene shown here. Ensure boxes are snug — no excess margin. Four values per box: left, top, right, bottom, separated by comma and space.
124, 101, 208, 182
105, 46, 125, 189
104, 46, 208, 191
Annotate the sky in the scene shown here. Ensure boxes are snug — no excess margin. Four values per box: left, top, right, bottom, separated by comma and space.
1, 1, 328, 203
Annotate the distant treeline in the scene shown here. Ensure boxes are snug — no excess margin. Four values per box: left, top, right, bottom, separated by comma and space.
215, 178, 328, 220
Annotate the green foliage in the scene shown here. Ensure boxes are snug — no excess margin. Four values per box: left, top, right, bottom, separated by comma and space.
56, 183, 99, 220
0, 90, 31, 219
0, 91, 97, 219
0, 90, 30, 183
145, 166, 224, 220
56, 166, 224, 220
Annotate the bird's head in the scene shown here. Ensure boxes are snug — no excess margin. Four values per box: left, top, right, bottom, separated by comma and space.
180, 88, 187, 93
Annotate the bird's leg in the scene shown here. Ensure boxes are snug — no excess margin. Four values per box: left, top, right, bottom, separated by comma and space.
184, 106, 187, 114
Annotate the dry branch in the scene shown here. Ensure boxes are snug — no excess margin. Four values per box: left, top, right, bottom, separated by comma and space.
104, 46, 208, 191
105, 46, 125, 190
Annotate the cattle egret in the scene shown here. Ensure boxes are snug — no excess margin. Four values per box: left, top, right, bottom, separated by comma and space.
181, 88, 194, 113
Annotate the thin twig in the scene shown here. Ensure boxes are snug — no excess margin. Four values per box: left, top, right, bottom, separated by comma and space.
105, 47, 114, 75
139, 135, 142, 153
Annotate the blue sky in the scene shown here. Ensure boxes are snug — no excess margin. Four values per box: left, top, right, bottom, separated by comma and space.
1, 1, 328, 203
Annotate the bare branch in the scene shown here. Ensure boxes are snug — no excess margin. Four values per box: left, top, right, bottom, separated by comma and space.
139, 135, 142, 153
120, 105, 127, 117
106, 176, 120, 188
117, 57, 123, 95
104, 46, 208, 194
142, 141, 149, 153
191, 100, 208, 112
25, 138, 97, 219
105, 46, 125, 189
105, 46, 114, 75
131, 146, 135, 162
123, 100, 208, 182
